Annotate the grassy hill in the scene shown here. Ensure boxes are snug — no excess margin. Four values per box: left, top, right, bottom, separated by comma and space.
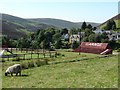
2, 13, 100, 39
2, 20, 27, 39
2, 49, 118, 88
2, 14, 53, 39
98, 14, 120, 30
29, 18, 100, 29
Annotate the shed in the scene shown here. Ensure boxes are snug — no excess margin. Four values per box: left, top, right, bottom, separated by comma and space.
74, 42, 112, 55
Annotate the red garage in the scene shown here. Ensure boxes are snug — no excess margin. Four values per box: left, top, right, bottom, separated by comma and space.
74, 42, 112, 55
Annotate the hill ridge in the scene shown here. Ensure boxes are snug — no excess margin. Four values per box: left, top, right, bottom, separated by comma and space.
98, 13, 120, 28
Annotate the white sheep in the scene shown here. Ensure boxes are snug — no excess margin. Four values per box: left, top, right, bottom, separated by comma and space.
5, 64, 22, 76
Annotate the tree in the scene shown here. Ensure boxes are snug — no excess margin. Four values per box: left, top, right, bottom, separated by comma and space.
70, 28, 77, 34
87, 24, 92, 30
88, 34, 96, 42
81, 21, 87, 30
31, 40, 39, 49
93, 27, 97, 30
45, 31, 52, 42
84, 28, 94, 37
106, 20, 112, 30
63, 42, 70, 49
53, 33, 61, 41
94, 34, 102, 43
112, 24, 116, 30
82, 37, 88, 42
2, 35, 9, 46
105, 19, 116, 30
54, 39, 63, 49
40, 39, 50, 49
37, 30, 45, 43
71, 41, 79, 49
61, 28, 68, 35
101, 32, 109, 40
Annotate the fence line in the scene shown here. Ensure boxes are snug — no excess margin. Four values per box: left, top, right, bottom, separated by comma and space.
1, 48, 57, 62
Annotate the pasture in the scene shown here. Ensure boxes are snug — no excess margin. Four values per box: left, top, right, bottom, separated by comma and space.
1, 49, 118, 88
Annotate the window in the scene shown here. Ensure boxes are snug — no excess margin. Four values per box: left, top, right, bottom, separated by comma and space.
118, 35, 120, 38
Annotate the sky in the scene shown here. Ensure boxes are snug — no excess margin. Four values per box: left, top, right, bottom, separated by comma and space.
0, 0, 119, 23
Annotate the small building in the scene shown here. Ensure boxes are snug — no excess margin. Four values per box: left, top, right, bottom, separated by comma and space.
69, 32, 84, 43
104, 30, 112, 34
116, 33, 120, 40
69, 34, 80, 43
108, 32, 120, 40
74, 42, 112, 55
93, 29, 104, 34
62, 33, 70, 41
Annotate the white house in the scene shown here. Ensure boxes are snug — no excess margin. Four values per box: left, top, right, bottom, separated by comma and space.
69, 34, 80, 43
108, 32, 120, 40
104, 30, 112, 34
69, 32, 84, 43
93, 29, 104, 34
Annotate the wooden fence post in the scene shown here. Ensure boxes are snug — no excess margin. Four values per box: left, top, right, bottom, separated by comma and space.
37, 53, 39, 60
10, 48, 12, 53
55, 51, 57, 57
20, 48, 21, 51
45, 58, 48, 64
49, 50, 51, 58
2, 57, 4, 62
37, 49, 38, 53
43, 49, 45, 58
16, 47, 17, 52
31, 53, 32, 59
7, 55, 9, 61
43, 53, 45, 58
26, 48, 27, 53
23, 54, 25, 60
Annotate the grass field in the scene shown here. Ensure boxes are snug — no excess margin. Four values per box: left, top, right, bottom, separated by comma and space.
1, 49, 118, 88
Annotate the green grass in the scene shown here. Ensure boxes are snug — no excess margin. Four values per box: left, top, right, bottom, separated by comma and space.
115, 19, 120, 29
2, 50, 118, 88
16, 29, 31, 34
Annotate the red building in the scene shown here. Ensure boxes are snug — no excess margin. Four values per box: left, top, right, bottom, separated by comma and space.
2, 44, 8, 49
74, 42, 112, 55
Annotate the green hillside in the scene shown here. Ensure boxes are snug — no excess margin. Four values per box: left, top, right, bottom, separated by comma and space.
2, 14, 53, 39
2, 14, 52, 32
99, 14, 120, 30
2, 13, 100, 39
29, 18, 100, 29
2, 20, 27, 39
115, 19, 120, 28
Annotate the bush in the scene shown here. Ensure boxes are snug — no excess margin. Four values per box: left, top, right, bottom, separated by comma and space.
21, 63, 29, 69
35, 60, 42, 67
28, 61, 35, 68
1, 60, 5, 62
44, 58, 48, 64
35, 59, 48, 67
81, 54, 87, 57
117, 48, 120, 52
109, 40, 120, 50
55, 53, 61, 56
12, 57, 20, 61
71, 41, 79, 49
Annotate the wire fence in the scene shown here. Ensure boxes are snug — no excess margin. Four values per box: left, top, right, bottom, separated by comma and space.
0, 48, 57, 62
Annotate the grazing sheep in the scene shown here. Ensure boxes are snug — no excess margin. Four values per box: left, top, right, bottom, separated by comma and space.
5, 64, 22, 76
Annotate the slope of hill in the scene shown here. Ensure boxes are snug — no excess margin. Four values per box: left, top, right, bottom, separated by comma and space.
2, 13, 100, 39
2, 14, 53, 38
2, 20, 26, 39
98, 14, 120, 29
29, 18, 100, 29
